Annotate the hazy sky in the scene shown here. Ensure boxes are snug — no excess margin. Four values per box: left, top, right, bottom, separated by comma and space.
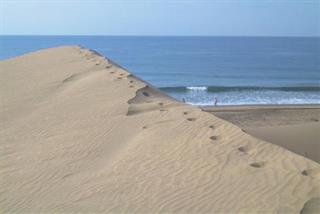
1, 0, 319, 36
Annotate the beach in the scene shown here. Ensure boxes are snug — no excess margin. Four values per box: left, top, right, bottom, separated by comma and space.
1, 46, 320, 213
202, 105, 320, 163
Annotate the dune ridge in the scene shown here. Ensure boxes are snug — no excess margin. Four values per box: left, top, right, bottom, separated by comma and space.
1, 46, 319, 213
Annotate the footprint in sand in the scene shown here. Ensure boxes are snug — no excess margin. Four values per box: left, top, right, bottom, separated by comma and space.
106, 64, 112, 69
238, 146, 247, 153
130, 80, 134, 83
183, 112, 188, 115
142, 91, 150, 97
301, 168, 320, 178
142, 126, 148, 129
238, 145, 255, 155
187, 118, 197, 122
210, 135, 220, 141
110, 71, 115, 74
209, 125, 215, 129
250, 162, 265, 168
159, 103, 167, 112
117, 77, 122, 80
129, 85, 134, 88
310, 118, 319, 122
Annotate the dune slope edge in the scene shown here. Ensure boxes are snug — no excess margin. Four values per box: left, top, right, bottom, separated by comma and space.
1, 46, 319, 213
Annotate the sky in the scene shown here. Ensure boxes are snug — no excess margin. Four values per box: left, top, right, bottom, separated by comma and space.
0, 0, 319, 36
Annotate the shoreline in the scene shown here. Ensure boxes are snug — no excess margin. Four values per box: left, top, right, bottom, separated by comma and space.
201, 103, 320, 111
1, 46, 319, 212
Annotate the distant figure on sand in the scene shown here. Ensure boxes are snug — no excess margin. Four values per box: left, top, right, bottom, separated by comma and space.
182, 98, 186, 103
214, 97, 218, 106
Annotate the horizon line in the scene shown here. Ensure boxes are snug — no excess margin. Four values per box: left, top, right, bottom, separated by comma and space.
0, 34, 319, 38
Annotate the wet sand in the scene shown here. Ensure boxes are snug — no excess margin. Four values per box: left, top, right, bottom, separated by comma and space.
202, 105, 320, 163
1, 46, 319, 213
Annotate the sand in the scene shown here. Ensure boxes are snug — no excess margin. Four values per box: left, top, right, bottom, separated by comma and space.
203, 105, 320, 163
1, 46, 320, 213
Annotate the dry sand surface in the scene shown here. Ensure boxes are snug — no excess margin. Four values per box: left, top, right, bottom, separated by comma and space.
203, 105, 320, 163
1, 46, 320, 213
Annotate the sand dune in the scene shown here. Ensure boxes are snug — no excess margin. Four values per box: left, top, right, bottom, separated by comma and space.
1, 46, 320, 213
204, 105, 320, 163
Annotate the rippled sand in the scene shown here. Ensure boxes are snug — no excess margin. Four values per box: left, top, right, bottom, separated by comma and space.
1, 46, 319, 213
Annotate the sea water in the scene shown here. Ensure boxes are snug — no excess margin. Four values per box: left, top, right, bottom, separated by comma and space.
1, 36, 319, 105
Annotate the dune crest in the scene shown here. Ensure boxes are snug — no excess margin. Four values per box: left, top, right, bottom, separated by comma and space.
1, 46, 319, 213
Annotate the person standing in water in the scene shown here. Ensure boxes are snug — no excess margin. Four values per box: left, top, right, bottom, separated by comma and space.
214, 97, 218, 106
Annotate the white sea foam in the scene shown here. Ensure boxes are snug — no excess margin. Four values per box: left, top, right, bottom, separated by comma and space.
186, 86, 208, 91
171, 89, 320, 106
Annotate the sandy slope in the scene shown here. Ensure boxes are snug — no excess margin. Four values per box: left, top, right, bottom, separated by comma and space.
204, 105, 320, 163
246, 123, 320, 163
1, 46, 320, 213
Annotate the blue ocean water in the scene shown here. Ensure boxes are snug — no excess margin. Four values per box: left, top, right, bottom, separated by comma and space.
0, 36, 319, 105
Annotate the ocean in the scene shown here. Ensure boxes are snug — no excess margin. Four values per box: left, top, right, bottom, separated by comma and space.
0, 36, 319, 105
